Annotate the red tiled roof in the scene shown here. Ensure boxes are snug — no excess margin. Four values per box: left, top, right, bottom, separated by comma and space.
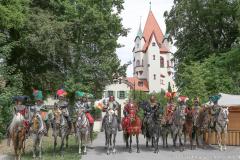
127, 77, 149, 92
142, 11, 169, 53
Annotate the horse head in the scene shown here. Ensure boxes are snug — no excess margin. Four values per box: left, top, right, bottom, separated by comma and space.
127, 103, 137, 122
218, 107, 229, 122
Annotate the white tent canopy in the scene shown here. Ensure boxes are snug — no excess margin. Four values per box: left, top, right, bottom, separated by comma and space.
206, 93, 240, 107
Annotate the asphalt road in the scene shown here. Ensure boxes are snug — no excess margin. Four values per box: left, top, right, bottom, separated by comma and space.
82, 131, 240, 160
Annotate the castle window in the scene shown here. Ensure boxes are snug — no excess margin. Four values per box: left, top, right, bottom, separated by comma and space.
167, 60, 170, 67
152, 42, 156, 46
136, 60, 140, 66
137, 43, 140, 49
133, 57, 135, 62
160, 79, 164, 85
154, 74, 156, 80
153, 55, 155, 60
160, 56, 164, 68
142, 59, 144, 66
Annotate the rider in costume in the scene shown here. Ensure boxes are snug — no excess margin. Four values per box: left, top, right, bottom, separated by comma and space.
192, 97, 201, 126
101, 95, 122, 132
32, 89, 48, 135
56, 89, 72, 133
142, 95, 161, 134
165, 92, 176, 124
75, 91, 94, 125
8, 96, 29, 146
209, 95, 221, 128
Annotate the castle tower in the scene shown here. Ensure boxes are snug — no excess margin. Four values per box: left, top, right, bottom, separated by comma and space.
132, 10, 175, 93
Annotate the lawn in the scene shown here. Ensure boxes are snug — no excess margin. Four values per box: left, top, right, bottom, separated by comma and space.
0, 131, 98, 160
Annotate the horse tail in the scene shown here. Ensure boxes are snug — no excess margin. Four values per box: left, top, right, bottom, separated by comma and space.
90, 123, 94, 144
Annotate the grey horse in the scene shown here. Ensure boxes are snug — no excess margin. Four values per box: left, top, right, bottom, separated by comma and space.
215, 107, 229, 151
103, 110, 118, 155
48, 108, 69, 156
171, 106, 186, 152
76, 108, 90, 155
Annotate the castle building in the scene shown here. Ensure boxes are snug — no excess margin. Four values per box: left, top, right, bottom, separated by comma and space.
131, 10, 175, 93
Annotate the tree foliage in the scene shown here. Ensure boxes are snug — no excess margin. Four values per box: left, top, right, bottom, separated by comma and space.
0, 0, 127, 139
165, 0, 240, 100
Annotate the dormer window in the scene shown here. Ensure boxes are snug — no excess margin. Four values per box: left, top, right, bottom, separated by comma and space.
138, 81, 143, 87
152, 42, 156, 46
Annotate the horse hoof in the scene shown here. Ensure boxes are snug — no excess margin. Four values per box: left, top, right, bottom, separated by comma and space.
137, 150, 140, 153
129, 149, 132, 153
180, 148, 184, 152
107, 151, 110, 155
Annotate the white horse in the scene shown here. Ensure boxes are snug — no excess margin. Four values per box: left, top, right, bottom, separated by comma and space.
215, 106, 229, 151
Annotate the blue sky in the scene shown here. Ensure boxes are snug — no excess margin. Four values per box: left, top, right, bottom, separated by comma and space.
116, 0, 174, 76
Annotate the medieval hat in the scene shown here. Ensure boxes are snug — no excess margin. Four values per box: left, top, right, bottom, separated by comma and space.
178, 96, 189, 103
57, 89, 67, 97
75, 91, 85, 97
209, 95, 221, 104
33, 90, 43, 101
12, 95, 30, 102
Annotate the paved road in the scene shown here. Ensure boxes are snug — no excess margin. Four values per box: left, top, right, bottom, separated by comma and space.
83, 131, 240, 160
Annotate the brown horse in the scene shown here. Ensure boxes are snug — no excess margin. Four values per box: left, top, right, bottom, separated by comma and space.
183, 107, 194, 150
195, 106, 211, 148
122, 102, 142, 153
12, 125, 27, 160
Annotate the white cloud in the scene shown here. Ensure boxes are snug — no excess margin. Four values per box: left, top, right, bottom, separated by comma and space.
116, 0, 174, 77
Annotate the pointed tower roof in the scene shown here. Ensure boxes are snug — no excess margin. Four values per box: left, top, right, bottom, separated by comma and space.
136, 24, 143, 38
142, 11, 169, 53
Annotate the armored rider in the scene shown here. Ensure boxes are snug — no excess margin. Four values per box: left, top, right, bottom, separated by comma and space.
75, 91, 94, 125
56, 89, 72, 133
165, 92, 176, 124
101, 95, 122, 132
32, 89, 48, 135
192, 97, 201, 126
142, 95, 161, 134
8, 96, 29, 146
209, 95, 221, 128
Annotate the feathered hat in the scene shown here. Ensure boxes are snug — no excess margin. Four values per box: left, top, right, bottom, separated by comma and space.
57, 89, 67, 97
178, 96, 189, 103
209, 95, 221, 103
33, 90, 43, 101
165, 92, 176, 100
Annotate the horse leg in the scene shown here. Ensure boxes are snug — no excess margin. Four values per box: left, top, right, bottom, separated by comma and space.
151, 137, 154, 148
136, 134, 140, 153
60, 136, 65, 157
112, 133, 116, 154
190, 132, 193, 150
53, 136, 57, 157
172, 133, 177, 152
106, 134, 110, 155
32, 134, 36, 159
125, 134, 129, 148
179, 132, 184, 152
223, 131, 227, 151
66, 134, 69, 148
39, 135, 43, 159
105, 131, 107, 149
217, 132, 222, 151
129, 134, 132, 153
83, 133, 87, 155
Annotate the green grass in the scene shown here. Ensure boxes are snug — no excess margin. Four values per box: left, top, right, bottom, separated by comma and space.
22, 132, 98, 160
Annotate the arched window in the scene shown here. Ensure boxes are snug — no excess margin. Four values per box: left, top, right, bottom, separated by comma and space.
136, 60, 140, 66
142, 59, 144, 66
160, 57, 164, 68
154, 74, 156, 80
167, 60, 169, 67
153, 55, 155, 60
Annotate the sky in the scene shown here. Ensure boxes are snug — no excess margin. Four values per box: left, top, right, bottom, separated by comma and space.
116, 0, 174, 77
